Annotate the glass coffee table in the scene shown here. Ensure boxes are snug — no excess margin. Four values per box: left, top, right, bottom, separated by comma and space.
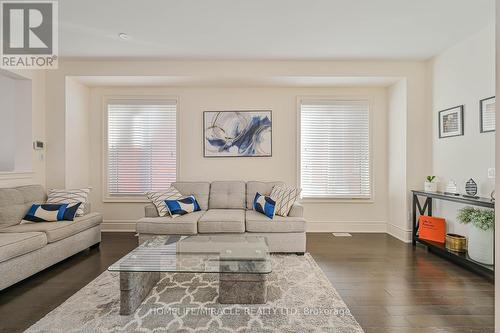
108, 235, 272, 315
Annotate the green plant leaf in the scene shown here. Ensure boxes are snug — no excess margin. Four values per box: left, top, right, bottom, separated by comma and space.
457, 206, 495, 231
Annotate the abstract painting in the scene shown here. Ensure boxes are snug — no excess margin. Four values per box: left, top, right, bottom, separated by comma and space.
203, 110, 272, 157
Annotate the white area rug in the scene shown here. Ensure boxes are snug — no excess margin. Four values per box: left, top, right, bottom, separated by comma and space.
26, 254, 363, 332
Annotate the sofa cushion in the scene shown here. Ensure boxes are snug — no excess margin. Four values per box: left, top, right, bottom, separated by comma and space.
0, 212, 102, 243
198, 209, 245, 233
246, 181, 284, 209
209, 181, 245, 209
245, 210, 305, 233
172, 182, 210, 211
136, 211, 203, 235
0, 232, 47, 263
0, 185, 46, 229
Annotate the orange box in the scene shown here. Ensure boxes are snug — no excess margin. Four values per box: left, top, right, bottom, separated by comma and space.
419, 216, 446, 243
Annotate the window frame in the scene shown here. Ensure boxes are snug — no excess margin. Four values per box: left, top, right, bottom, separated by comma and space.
296, 96, 374, 203
102, 95, 180, 202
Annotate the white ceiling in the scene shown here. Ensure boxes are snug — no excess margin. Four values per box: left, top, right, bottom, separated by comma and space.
59, 0, 494, 60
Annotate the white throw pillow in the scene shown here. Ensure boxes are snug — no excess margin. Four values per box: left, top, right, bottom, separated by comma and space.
46, 188, 90, 216
270, 185, 301, 217
146, 186, 183, 217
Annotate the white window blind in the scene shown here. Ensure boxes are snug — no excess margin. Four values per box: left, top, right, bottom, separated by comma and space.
106, 99, 177, 197
300, 99, 371, 199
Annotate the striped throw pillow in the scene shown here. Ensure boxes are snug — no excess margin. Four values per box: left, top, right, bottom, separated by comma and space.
146, 186, 183, 217
46, 188, 90, 216
270, 185, 301, 217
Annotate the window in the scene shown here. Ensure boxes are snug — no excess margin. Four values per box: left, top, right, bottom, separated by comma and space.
105, 99, 177, 199
299, 99, 371, 199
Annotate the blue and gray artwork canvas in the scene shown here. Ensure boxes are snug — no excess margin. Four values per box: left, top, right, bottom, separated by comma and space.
204, 111, 272, 157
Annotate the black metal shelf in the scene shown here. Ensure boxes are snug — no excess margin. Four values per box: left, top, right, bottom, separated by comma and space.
417, 238, 493, 280
411, 190, 495, 280
411, 190, 494, 209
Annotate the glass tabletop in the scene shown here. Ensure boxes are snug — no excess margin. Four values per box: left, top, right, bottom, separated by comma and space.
108, 235, 272, 274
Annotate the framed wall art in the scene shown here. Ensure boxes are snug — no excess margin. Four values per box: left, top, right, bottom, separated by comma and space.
480, 96, 495, 133
203, 110, 272, 157
438, 105, 464, 138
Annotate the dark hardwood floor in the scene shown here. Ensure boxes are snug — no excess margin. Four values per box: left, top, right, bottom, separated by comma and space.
0, 233, 494, 332
308, 233, 494, 333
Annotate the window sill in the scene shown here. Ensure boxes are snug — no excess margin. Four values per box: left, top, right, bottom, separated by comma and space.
103, 197, 149, 203
0, 171, 34, 180
300, 197, 374, 204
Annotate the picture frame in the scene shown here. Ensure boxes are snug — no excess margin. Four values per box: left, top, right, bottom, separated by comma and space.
480, 96, 495, 133
203, 110, 272, 157
438, 105, 464, 138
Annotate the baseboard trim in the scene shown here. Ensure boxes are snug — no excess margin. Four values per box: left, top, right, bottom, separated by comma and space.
102, 220, 136, 232
306, 221, 387, 233
387, 223, 412, 243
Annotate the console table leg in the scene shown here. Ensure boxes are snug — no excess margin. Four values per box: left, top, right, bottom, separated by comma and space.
412, 194, 417, 246
119, 271, 160, 315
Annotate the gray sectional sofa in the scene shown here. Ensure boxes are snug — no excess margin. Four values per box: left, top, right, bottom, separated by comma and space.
0, 185, 102, 291
136, 181, 306, 253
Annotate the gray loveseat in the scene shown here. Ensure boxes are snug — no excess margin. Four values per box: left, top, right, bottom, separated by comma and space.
0, 185, 102, 291
136, 181, 306, 253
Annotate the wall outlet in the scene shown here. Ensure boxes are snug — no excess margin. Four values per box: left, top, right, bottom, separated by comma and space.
488, 168, 495, 179
33, 140, 44, 150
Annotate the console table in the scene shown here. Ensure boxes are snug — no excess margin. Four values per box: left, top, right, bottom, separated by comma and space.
411, 190, 494, 279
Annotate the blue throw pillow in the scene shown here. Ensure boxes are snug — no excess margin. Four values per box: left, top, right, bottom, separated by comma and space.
23, 202, 82, 223
253, 192, 276, 219
165, 195, 201, 217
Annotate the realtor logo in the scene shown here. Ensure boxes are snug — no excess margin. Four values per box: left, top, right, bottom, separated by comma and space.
1, 0, 58, 69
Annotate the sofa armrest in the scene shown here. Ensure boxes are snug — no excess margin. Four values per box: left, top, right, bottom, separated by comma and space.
145, 204, 159, 218
288, 202, 304, 218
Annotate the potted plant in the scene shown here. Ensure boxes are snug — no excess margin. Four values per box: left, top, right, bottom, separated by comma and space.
424, 176, 437, 192
457, 207, 495, 265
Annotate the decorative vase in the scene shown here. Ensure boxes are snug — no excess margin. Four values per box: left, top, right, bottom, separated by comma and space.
467, 224, 494, 265
424, 181, 437, 192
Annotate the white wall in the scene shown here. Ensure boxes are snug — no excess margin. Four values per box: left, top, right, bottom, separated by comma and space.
65, 78, 91, 188
387, 79, 409, 241
88, 86, 388, 231
0, 74, 17, 172
0, 69, 46, 188
431, 26, 495, 235
0, 72, 32, 173
45, 60, 432, 232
